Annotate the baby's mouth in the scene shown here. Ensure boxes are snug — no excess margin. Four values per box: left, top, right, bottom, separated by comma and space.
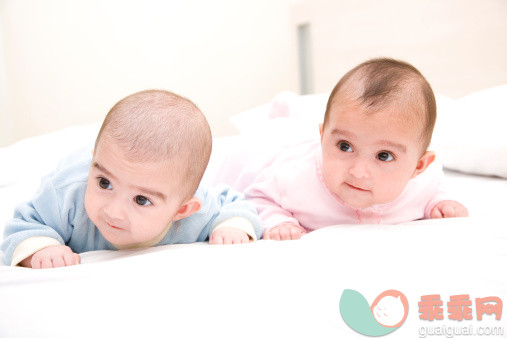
107, 222, 124, 230
345, 182, 368, 191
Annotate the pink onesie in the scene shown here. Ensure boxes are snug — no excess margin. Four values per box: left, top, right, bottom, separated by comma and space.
243, 138, 450, 233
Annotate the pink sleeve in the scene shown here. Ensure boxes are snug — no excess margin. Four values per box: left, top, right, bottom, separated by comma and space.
423, 163, 458, 218
244, 167, 300, 234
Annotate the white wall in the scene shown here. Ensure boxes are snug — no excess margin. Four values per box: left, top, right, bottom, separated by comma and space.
291, 0, 507, 98
0, 11, 13, 145
0, 0, 298, 147
2, 0, 506, 148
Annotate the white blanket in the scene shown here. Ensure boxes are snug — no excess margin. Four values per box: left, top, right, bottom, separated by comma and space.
1, 123, 506, 337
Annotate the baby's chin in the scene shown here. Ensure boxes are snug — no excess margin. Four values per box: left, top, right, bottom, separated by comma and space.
338, 194, 377, 209
94, 223, 134, 247
104, 236, 145, 249
338, 191, 396, 210
99, 232, 130, 246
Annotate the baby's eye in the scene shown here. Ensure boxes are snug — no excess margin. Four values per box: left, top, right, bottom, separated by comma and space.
338, 142, 353, 152
98, 178, 112, 190
377, 151, 394, 162
134, 195, 152, 206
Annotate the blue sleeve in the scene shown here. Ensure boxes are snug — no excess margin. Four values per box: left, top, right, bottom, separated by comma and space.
196, 185, 263, 241
1, 175, 76, 265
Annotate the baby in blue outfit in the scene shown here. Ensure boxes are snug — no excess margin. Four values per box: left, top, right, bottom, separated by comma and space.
2, 90, 262, 268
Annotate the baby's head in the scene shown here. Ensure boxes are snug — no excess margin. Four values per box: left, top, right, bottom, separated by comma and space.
319, 58, 437, 208
84, 90, 212, 247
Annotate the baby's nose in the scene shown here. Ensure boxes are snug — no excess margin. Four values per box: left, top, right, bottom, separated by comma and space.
348, 160, 370, 179
103, 198, 126, 220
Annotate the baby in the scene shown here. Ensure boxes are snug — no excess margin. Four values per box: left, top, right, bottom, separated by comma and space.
245, 58, 468, 240
2, 90, 262, 268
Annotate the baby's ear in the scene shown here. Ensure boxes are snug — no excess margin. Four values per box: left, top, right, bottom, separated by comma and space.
319, 123, 324, 141
411, 151, 436, 178
173, 197, 202, 221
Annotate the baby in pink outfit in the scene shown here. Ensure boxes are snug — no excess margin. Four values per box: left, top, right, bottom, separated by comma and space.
245, 58, 468, 240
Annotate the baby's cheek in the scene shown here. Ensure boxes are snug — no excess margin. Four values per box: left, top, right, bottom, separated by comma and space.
376, 178, 408, 204
325, 170, 345, 193
83, 191, 95, 219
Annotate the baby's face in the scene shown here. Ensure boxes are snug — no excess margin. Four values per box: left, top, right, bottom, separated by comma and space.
320, 94, 428, 209
84, 138, 188, 247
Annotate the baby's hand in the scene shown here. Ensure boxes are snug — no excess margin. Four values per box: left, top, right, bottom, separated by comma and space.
210, 226, 250, 245
430, 200, 469, 219
263, 222, 306, 241
21, 244, 81, 269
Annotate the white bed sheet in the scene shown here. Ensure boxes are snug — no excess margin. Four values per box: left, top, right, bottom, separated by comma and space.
0, 126, 506, 338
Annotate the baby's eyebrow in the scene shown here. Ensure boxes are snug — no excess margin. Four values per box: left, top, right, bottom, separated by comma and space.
92, 161, 167, 201
375, 141, 406, 153
330, 129, 355, 139
92, 162, 117, 180
331, 129, 407, 153
132, 185, 167, 202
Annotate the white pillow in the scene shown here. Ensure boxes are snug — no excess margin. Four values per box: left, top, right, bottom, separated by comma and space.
0, 123, 100, 187
230, 91, 329, 133
431, 85, 507, 178
229, 103, 271, 134
267, 91, 329, 122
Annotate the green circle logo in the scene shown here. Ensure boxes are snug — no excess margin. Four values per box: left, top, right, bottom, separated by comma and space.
340, 289, 409, 336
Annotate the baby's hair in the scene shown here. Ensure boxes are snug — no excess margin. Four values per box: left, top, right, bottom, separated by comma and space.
323, 58, 436, 151
95, 89, 212, 199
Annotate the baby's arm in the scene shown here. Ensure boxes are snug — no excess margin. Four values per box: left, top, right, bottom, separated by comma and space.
244, 167, 304, 240
430, 200, 469, 219
209, 226, 250, 244
1, 176, 73, 266
203, 185, 263, 245
263, 222, 306, 240
19, 244, 80, 269
422, 163, 469, 219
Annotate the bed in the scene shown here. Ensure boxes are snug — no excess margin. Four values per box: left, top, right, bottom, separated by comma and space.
0, 87, 506, 338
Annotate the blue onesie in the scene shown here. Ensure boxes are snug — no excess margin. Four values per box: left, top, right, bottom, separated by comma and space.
1, 149, 262, 266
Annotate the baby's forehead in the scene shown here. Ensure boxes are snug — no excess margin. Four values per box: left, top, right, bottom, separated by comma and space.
331, 90, 420, 119
331, 80, 425, 122
97, 136, 185, 169
122, 150, 188, 174
337, 71, 423, 103
327, 93, 427, 146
